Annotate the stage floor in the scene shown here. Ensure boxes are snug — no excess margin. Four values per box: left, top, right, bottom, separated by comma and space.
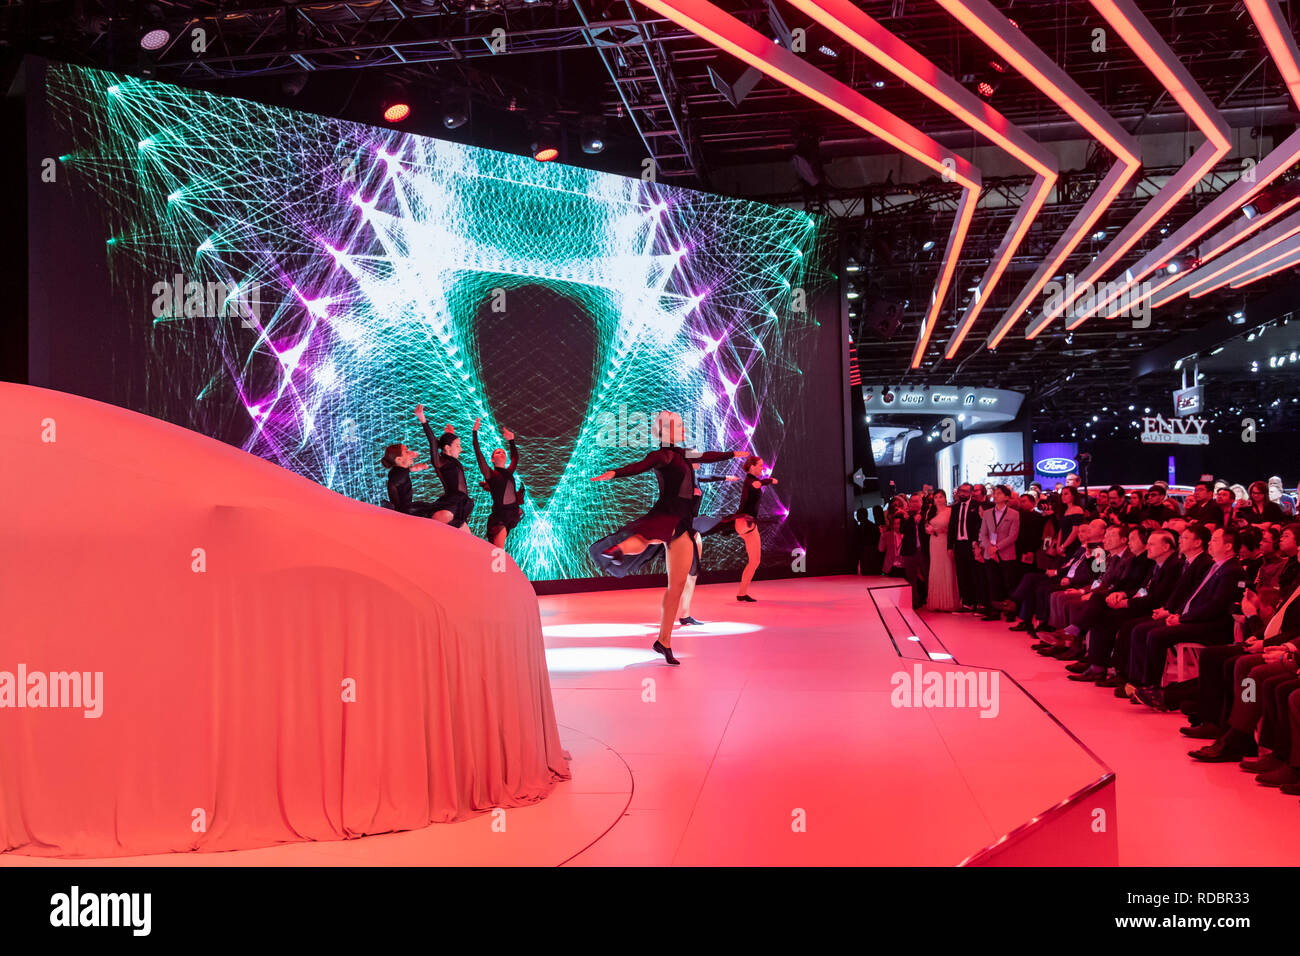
4, 574, 1128, 867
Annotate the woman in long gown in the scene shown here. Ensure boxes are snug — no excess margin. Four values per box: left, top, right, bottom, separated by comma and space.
925, 490, 962, 612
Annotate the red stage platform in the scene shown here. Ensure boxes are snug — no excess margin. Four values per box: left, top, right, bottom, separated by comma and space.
4, 575, 1124, 866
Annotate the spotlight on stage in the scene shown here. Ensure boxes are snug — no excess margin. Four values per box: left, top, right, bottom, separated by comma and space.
1241, 180, 1300, 219
441, 92, 471, 130
580, 116, 606, 154
140, 28, 170, 51
381, 80, 412, 123
1162, 253, 1198, 276
532, 136, 559, 162
974, 70, 1001, 101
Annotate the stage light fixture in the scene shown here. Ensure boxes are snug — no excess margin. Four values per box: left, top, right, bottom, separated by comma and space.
282, 74, 307, 97
580, 117, 606, 154
708, 60, 761, 107
381, 80, 412, 123
792, 134, 824, 186
530, 124, 560, 161
442, 92, 471, 130
921, 240, 935, 252
1163, 253, 1198, 276
140, 28, 170, 51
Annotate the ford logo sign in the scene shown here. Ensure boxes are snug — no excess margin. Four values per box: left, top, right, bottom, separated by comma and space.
1036, 457, 1077, 476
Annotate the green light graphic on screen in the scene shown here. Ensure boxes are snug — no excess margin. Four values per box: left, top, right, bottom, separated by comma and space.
46, 63, 829, 580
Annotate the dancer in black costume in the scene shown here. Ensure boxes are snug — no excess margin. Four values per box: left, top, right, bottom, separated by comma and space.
380, 442, 436, 517
413, 404, 474, 530
589, 411, 748, 664
698, 455, 778, 602
472, 417, 524, 548
675, 469, 732, 626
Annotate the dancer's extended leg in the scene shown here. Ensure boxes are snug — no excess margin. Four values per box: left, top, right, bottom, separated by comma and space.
659, 532, 694, 649
737, 517, 761, 598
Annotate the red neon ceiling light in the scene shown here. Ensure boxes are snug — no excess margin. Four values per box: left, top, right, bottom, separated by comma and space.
929, 0, 1142, 349
633, 0, 982, 368
783, 0, 1058, 360
1086, 0, 1300, 324
1042, 0, 1231, 333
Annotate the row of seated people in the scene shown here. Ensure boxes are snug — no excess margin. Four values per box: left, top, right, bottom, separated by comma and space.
995, 516, 1300, 795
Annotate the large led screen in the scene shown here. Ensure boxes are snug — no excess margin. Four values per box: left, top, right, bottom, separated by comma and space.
26, 60, 845, 581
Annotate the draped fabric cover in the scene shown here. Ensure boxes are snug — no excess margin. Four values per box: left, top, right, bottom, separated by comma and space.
0, 384, 569, 858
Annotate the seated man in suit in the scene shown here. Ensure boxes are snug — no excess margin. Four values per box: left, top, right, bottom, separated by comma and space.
1067, 526, 1163, 678
1183, 480, 1224, 526
1046, 522, 1131, 629
1011, 520, 1106, 640
1130, 527, 1243, 708
1052, 525, 1153, 662
1141, 485, 1180, 524
1270, 675, 1300, 791
977, 485, 1021, 620
1098, 526, 1209, 692
1189, 625, 1300, 763
1182, 558, 1300, 739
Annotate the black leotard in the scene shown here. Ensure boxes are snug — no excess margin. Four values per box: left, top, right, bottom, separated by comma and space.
607, 446, 734, 526
386, 465, 438, 518
422, 421, 468, 495
473, 431, 521, 506
588, 447, 734, 577
387, 466, 414, 513
738, 476, 777, 517
419, 420, 474, 527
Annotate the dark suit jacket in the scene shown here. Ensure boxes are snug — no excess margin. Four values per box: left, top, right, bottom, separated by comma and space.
1056, 542, 1100, 589
1117, 553, 1154, 593
1164, 552, 1213, 613
1128, 555, 1185, 614
947, 497, 983, 549
1177, 559, 1242, 624
1016, 509, 1045, 558
898, 514, 925, 558
1269, 597, 1300, 642
1243, 598, 1300, 645
1278, 558, 1300, 600
1184, 501, 1224, 526
1141, 502, 1178, 524
1094, 548, 1134, 592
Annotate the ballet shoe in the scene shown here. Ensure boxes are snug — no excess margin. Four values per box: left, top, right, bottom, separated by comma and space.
679, 616, 704, 626
736, 594, 757, 602
652, 640, 680, 665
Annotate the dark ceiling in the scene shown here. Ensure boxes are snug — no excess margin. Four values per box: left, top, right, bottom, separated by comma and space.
5, 0, 1300, 435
